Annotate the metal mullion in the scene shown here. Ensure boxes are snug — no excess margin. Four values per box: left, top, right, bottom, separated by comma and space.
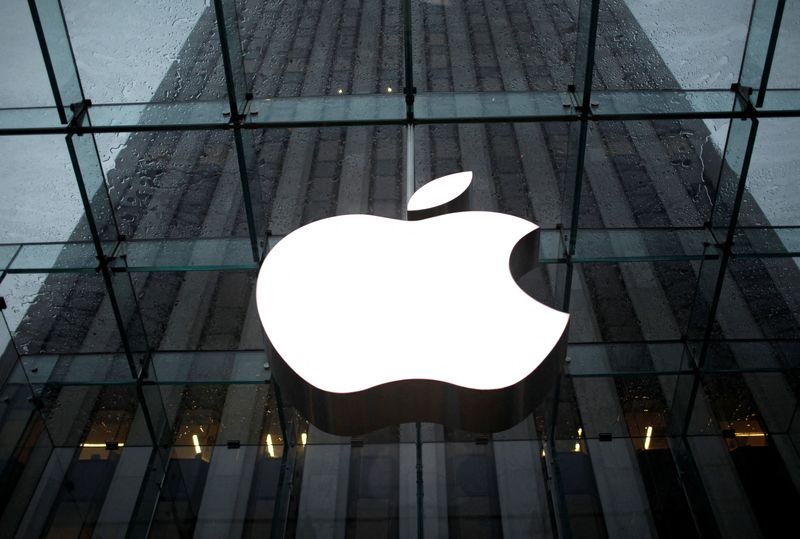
676, 107, 758, 458
66, 132, 151, 382
558, 0, 599, 312
573, 0, 601, 112
402, 0, 416, 208
739, 0, 787, 107
233, 128, 264, 262
27, 0, 85, 124
674, 0, 778, 442
754, 0, 785, 107
214, 0, 264, 262
689, 118, 760, 372
5, 89, 800, 136
269, 382, 296, 539
214, 0, 249, 117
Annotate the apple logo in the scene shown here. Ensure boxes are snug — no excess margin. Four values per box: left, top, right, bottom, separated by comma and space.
256, 172, 569, 435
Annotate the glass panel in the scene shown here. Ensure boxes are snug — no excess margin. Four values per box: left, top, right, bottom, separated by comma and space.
87, 100, 230, 130
0, 135, 86, 244
571, 262, 698, 342
95, 129, 246, 242
132, 270, 259, 352
61, 0, 224, 104
685, 372, 800, 536
0, 245, 19, 273
568, 342, 690, 376
0, 273, 126, 355
149, 351, 268, 384
572, 228, 713, 263
0, 1, 56, 108
116, 237, 258, 272
741, 117, 800, 227
12, 353, 133, 385
591, 90, 737, 119
415, 92, 571, 122
581, 120, 720, 230
413, 0, 576, 94
248, 95, 405, 125
715, 256, 800, 341
262, 125, 405, 235
767, 0, 800, 89
8, 242, 102, 273
733, 228, 800, 258
595, 0, 751, 91
33, 381, 151, 446
233, 0, 403, 98
0, 107, 63, 133
759, 89, 800, 112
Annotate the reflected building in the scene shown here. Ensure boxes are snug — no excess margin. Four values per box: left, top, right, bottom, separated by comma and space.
0, 0, 799, 537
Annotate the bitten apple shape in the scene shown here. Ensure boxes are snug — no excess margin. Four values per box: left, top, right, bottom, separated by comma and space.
256, 172, 569, 435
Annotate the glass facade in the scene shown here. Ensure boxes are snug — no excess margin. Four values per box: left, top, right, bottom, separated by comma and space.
0, 0, 798, 536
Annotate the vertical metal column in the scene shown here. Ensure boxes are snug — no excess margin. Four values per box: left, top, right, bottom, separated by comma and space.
28, 3, 170, 536
403, 0, 417, 206
739, 0, 786, 108
671, 1, 786, 536
27, 0, 84, 124
556, 0, 599, 312
546, 3, 600, 538
29, 0, 151, 381
214, 0, 265, 262
681, 0, 784, 432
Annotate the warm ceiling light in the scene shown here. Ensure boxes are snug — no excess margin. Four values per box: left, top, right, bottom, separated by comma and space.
301, 432, 307, 446
574, 442, 580, 452
577, 427, 582, 437
192, 434, 201, 455
644, 426, 653, 450
266, 433, 275, 458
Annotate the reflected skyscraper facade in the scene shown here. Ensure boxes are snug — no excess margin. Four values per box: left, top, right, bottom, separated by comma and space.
0, 0, 798, 537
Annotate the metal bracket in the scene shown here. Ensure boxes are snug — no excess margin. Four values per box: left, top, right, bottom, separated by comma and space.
68, 99, 92, 133
730, 83, 756, 117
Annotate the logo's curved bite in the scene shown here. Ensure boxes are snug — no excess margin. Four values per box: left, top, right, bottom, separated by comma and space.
257, 172, 569, 435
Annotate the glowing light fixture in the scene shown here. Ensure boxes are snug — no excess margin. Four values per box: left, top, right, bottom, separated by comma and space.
574, 442, 580, 452
301, 432, 307, 446
644, 426, 653, 450
192, 434, 202, 455
387, 86, 393, 93
266, 433, 275, 458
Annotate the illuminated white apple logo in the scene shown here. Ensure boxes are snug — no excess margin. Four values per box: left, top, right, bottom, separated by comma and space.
256, 172, 569, 435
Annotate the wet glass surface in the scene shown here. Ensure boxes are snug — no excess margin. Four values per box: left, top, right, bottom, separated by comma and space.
0, 0, 798, 537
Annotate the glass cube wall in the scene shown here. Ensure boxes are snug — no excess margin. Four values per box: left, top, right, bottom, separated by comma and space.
1, 0, 798, 537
